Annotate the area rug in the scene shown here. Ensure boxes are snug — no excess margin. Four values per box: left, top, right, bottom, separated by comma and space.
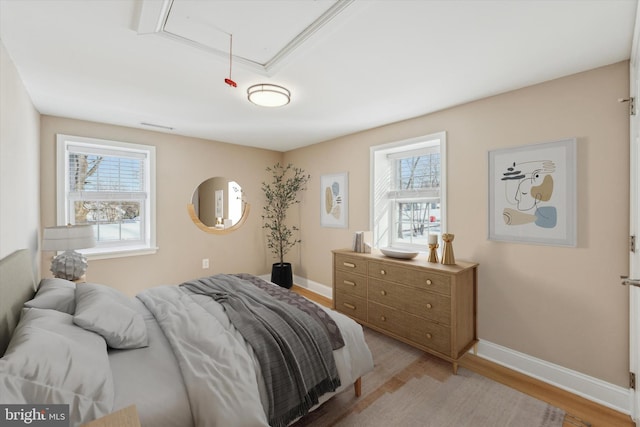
294, 327, 565, 427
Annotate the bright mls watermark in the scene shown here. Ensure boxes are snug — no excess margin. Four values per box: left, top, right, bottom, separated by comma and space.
0, 405, 69, 426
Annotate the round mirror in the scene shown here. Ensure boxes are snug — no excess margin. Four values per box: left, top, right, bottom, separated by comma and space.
188, 177, 249, 234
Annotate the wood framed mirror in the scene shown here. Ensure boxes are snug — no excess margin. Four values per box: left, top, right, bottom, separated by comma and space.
187, 177, 249, 235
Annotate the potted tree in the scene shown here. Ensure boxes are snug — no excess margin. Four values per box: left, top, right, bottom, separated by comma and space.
262, 163, 310, 288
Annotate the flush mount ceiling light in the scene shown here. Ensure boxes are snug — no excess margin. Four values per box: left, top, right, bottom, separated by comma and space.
247, 84, 291, 107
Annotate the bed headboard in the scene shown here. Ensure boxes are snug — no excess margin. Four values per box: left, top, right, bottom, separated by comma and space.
0, 249, 37, 355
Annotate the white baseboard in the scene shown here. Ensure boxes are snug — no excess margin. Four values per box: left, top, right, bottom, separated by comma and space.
476, 340, 631, 415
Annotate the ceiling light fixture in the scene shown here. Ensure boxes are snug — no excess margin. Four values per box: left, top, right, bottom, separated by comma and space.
247, 84, 291, 107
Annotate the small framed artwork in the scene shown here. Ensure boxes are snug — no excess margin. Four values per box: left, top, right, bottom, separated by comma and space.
321, 172, 348, 228
488, 138, 577, 246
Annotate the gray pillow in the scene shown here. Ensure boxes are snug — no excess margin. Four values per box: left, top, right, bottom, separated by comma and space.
73, 283, 148, 349
24, 278, 76, 314
0, 308, 114, 425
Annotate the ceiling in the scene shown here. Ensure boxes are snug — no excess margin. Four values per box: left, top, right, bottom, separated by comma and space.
0, 0, 637, 152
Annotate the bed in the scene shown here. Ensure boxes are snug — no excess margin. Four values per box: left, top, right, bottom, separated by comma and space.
0, 249, 374, 427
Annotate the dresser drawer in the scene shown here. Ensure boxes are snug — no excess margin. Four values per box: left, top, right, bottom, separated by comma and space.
335, 292, 367, 322
368, 261, 451, 296
335, 254, 368, 275
368, 302, 451, 356
368, 279, 451, 325
335, 270, 367, 298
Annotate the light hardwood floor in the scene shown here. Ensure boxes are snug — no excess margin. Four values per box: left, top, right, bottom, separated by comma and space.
291, 285, 333, 308
459, 354, 633, 427
291, 285, 635, 427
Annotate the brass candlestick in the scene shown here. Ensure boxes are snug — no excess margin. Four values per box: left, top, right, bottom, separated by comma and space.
441, 233, 456, 265
428, 243, 439, 263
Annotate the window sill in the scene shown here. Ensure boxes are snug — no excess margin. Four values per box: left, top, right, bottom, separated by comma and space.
84, 246, 159, 261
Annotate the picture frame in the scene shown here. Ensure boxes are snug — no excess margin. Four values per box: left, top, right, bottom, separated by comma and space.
321, 172, 348, 228
488, 138, 577, 247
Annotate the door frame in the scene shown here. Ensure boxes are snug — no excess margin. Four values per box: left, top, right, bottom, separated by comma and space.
630, 4, 640, 423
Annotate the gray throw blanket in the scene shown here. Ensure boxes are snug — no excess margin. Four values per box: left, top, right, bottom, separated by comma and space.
232, 273, 345, 350
181, 274, 341, 427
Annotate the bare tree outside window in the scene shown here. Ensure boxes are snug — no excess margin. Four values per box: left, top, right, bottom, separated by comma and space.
68, 151, 144, 243
395, 153, 441, 240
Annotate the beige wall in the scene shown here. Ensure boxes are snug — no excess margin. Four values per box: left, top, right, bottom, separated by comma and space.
40, 116, 282, 296
0, 41, 40, 274
285, 61, 630, 387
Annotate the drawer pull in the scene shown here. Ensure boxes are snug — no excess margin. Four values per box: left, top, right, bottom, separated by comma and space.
380, 316, 386, 322
426, 279, 433, 285
426, 333, 432, 339
343, 280, 356, 287
343, 262, 356, 268
343, 302, 356, 310
380, 290, 387, 296
426, 303, 432, 309
380, 269, 386, 275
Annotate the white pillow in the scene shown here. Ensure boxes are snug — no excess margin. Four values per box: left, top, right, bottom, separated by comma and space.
0, 308, 114, 425
73, 283, 148, 349
25, 278, 76, 314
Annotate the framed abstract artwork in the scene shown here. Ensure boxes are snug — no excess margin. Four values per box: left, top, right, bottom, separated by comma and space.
488, 138, 577, 246
321, 172, 348, 228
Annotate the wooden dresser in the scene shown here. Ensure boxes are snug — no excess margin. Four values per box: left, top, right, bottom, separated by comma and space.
332, 249, 478, 373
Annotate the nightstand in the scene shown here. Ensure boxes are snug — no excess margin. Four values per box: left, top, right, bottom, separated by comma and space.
82, 405, 141, 427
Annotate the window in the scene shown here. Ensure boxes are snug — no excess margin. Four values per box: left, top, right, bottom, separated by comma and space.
370, 132, 446, 251
56, 134, 157, 258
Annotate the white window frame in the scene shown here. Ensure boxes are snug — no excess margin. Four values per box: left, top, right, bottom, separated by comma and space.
56, 134, 157, 259
370, 131, 447, 252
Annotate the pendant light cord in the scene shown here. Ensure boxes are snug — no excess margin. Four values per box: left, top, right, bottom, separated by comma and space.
229, 34, 233, 78
224, 33, 237, 87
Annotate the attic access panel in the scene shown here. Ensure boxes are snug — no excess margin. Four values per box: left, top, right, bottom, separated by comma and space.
137, 0, 353, 74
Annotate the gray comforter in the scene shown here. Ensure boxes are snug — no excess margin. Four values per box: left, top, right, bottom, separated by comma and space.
135, 274, 356, 427
180, 275, 341, 427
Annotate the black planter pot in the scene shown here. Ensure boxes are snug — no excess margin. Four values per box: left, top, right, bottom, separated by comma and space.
271, 262, 293, 289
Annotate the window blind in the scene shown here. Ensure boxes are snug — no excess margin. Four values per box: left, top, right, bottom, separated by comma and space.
67, 151, 145, 193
